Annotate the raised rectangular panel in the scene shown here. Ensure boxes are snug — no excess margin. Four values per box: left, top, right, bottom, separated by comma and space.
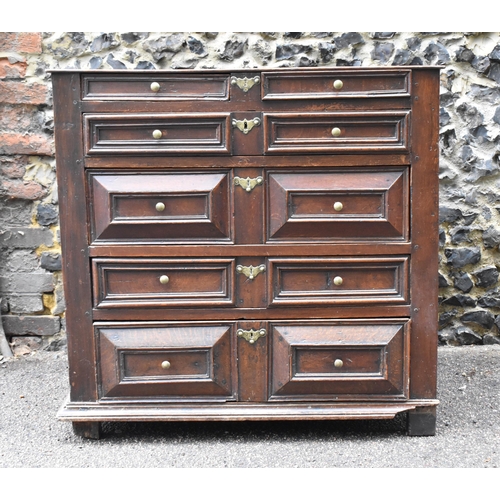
83, 74, 230, 101
262, 70, 411, 99
92, 258, 235, 308
97, 323, 236, 399
270, 320, 409, 400
268, 257, 409, 306
267, 169, 408, 241
263, 112, 409, 154
84, 114, 231, 155
89, 171, 232, 243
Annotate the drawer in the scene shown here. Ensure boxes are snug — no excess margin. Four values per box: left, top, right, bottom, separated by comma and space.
92, 258, 235, 308
268, 257, 409, 306
84, 113, 231, 155
262, 70, 411, 99
88, 171, 232, 243
83, 74, 230, 101
97, 323, 235, 399
270, 320, 409, 400
263, 112, 409, 154
267, 169, 408, 242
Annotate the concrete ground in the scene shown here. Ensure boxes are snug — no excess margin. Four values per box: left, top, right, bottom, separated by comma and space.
0, 345, 498, 468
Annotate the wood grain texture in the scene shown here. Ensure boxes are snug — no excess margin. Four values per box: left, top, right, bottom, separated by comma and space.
53, 67, 439, 436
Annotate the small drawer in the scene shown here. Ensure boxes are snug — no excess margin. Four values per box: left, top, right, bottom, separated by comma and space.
262, 70, 411, 99
268, 257, 409, 306
263, 112, 409, 154
97, 323, 235, 399
88, 171, 232, 243
84, 113, 231, 155
83, 74, 230, 101
267, 169, 408, 242
92, 258, 235, 308
270, 320, 409, 400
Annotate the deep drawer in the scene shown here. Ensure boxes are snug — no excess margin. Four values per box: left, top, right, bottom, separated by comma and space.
84, 113, 231, 155
82, 74, 230, 101
97, 322, 235, 399
267, 169, 408, 242
263, 112, 409, 154
88, 171, 232, 243
92, 258, 235, 308
269, 320, 409, 400
268, 257, 409, 306
262, 70, 411, 99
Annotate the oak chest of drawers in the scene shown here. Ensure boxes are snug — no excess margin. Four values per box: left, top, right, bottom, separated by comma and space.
52, 67, 439, 438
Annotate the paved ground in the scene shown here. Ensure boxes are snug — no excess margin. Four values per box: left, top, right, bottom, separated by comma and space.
0, 345, 498, 468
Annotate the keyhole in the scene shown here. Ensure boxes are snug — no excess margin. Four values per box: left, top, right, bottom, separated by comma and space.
243, 120, 249, 134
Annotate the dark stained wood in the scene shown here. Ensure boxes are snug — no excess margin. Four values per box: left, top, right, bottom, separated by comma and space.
267, 169, 408, 241
52, 72, 97, 402
53, 67, 439, 437
263, 112, 409, 154
97, 322, 236, 400
88, 171, 232, 243
262, 69, 411, 99
269, 320, 408, 400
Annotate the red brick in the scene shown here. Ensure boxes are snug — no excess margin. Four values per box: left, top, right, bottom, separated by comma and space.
0, 104, 43, 132
0, 133, 54, 155
0, 32, 42, 54
0, 81, 49, 105
0, 178, 47, 200
0, 155, 29, 178
0, 58, 27, 79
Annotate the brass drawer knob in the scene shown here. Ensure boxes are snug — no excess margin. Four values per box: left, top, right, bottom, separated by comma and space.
151, 81, 161, 92
334, 359, 344, 368
161, 360, 171, 369
152, 129, 162, 139
331, 127, 342, 137
155, 202, 165, 212
333, 276, 343, 286
333, 79, 343, 90
333, 202, 343, 212
159, 275, 170, 285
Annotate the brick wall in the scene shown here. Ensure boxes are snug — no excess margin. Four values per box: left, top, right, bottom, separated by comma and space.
1, 32, 500, 354
0, 32, 61, 355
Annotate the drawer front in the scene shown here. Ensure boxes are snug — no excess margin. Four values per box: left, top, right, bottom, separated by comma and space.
84, 114, 231, 155
267, 169, 408, 242
262, 70, 411, 99
83, 74, 230, 101
263, 112, 409, 154
92, 258, 235, 308
97, 323, 235, 399
268, 257, 409, 306
89, 171, 232, 243
270, 320, 408, 400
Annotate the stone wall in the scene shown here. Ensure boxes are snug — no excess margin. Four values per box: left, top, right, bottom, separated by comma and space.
1, 32, 500, 354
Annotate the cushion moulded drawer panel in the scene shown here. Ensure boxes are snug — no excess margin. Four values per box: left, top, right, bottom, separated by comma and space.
267, 169, 408, 242
269, 320, 409, 400
89, 171, 232, 243
97, 323, 236, 400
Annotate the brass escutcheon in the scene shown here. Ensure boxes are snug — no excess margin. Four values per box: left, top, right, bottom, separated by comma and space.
232, 117, 261, 135
234, 176, 263, 192
237, 328, 267, 344
236, 264, 266, 280
230, 76, 260, 92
